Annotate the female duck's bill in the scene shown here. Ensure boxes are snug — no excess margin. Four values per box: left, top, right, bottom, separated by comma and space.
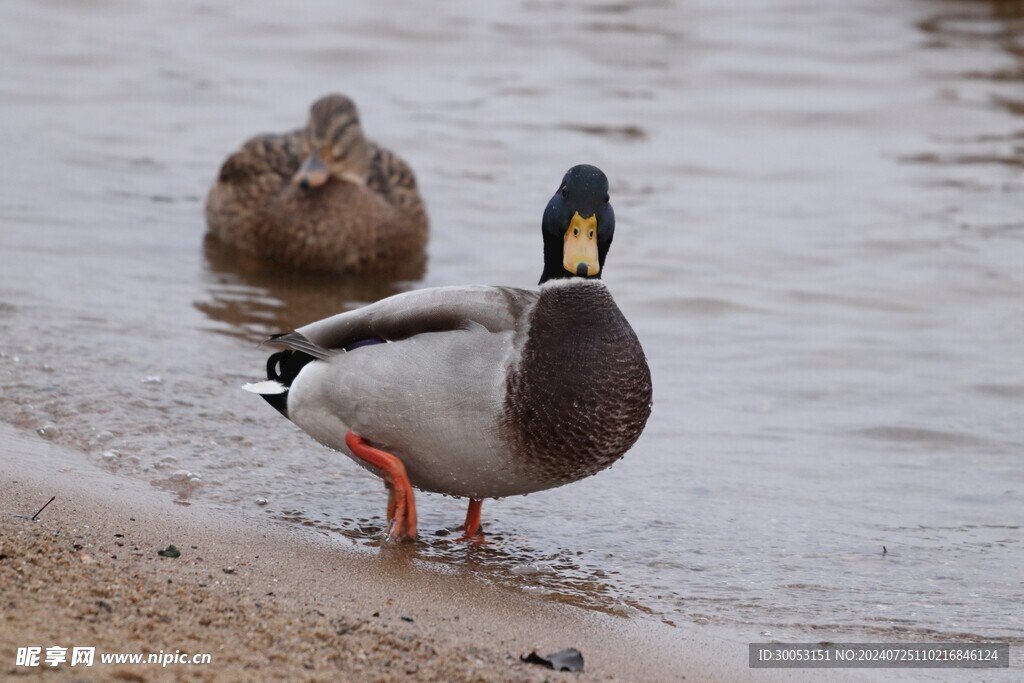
244, 164, 651, 542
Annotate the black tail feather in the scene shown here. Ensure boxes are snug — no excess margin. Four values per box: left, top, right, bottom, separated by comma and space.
263, 349, 317, 417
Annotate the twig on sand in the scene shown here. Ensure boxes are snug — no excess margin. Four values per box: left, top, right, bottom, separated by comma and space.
31, 496, 56, 521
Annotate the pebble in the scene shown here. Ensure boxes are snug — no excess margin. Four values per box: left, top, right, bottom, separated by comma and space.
37, 423, 60, 440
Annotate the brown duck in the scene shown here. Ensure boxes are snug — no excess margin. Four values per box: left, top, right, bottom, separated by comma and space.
205, 94, 428, 274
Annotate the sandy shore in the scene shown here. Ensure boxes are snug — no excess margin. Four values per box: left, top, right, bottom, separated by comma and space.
0, 425, 831, 682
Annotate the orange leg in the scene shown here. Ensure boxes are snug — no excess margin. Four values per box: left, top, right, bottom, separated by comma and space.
345, 431, 417, 541
459, 497, 484, 541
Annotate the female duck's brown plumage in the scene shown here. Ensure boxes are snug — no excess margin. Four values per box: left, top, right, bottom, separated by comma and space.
205, 94, 428, 274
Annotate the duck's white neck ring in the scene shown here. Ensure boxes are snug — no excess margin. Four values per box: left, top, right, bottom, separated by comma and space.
539, 277, 605, 291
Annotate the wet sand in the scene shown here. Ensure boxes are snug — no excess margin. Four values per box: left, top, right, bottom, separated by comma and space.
0, 424, 840, 682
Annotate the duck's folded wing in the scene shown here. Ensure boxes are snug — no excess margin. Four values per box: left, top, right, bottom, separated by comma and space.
217, 129, 304, 183
268, 285, 538, 354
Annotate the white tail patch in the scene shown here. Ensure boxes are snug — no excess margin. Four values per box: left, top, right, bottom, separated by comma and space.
242, 380, 287, 395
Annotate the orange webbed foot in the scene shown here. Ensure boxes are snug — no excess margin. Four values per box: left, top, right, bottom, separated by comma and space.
456, 497, 485, 543
345, 431, 418, 541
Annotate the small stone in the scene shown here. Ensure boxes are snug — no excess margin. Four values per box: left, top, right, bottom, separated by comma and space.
37, 423, 60, 440
158, 545, 181, 558
222, 566, 236, 574
255, 498, 268, 506
521, 647, 585, 673
142, 376, 163, 385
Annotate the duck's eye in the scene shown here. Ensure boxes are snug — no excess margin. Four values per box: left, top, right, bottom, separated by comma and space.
573, 227, 580, 237
560, 186, 568, 199
588, 229, 595, 239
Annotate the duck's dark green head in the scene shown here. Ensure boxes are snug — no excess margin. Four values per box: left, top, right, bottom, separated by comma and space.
539, 164, 615, 285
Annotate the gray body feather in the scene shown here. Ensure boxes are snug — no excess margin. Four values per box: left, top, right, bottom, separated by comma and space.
277, 285, 541, 498
265, 280, 652, 499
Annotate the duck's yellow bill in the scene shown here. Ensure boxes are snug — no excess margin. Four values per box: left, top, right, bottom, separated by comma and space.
562, 211, 600, 277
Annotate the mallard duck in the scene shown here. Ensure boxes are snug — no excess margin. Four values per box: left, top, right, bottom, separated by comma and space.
244, 165, 652, 540
205, 94, 428, 273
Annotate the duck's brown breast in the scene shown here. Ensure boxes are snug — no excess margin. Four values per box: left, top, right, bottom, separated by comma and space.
262, 181, 425, 273
501, 281, 653, 488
